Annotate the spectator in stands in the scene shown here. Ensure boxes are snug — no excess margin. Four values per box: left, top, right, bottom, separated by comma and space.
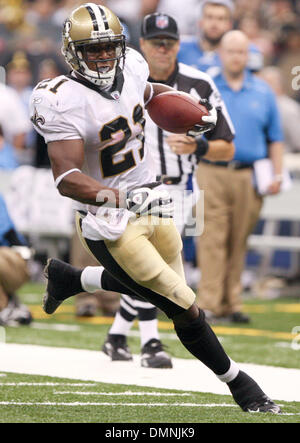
25, 0, 63, 46
267, 0, 298, 33
0, 0, 31, 56
6, 51, 36, 165
260, 66, 300, 153
0, 1, 67, 85
177, 0, 264, 75
197, 31, 284, 323
104, 0, 145, 47
234, 0, 264, 21
37, 57, 61, 82
140, 0, 203, 37
0, 1, 60, 82
0, 125, 19, 170
238, 14, 274, 64
0, 193, 32, 326
51, 0, 86, 27
6, 51, 33, 110
0, 82, 31, 157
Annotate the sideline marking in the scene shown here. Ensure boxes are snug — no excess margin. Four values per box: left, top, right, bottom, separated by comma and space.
275, 304, 300, 313
28, 306, 297, 341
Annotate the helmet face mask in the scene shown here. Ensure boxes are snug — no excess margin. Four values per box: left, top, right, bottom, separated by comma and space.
62, 3, 126, 88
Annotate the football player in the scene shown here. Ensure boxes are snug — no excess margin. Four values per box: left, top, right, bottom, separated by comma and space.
102, 12, 236, 368
30, 3, 280, 414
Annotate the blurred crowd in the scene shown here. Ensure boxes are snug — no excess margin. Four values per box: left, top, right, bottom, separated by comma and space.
0, 0, 300, 169
0, 0, 300, 324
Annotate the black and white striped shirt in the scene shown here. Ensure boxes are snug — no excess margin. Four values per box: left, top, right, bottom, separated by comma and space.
145, 62, 235, 186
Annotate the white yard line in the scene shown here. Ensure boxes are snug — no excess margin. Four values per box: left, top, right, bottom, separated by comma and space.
0, 382, 97, 386
53, 391, 191, 396
128, 330, 225, 342
30, 322, 81, 332
1, 401, 298, 415
274, 342, 293, 349
0, 401, 236, 407
0, 343, 299, 402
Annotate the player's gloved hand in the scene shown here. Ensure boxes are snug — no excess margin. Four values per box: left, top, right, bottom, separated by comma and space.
126, 182, 173, 218
187, 98, 217, 136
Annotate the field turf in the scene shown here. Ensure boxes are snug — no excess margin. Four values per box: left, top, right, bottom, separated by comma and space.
0, 282, 299, 424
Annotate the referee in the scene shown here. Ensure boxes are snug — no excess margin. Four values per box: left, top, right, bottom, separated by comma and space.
102, 13, 235, 365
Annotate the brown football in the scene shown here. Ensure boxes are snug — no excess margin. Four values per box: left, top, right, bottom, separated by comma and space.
146, 91, 209, 133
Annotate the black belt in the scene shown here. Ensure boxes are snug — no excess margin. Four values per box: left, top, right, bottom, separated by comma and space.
200, 159, 253, 170
156, 175, 182, 185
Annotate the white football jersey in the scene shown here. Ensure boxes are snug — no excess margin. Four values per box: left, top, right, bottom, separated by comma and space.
29, 49, 156, 240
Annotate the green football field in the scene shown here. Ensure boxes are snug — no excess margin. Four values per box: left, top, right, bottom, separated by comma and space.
0, 282, 300, 424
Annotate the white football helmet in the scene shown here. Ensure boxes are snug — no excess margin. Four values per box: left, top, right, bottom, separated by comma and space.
62, 3, 126, 89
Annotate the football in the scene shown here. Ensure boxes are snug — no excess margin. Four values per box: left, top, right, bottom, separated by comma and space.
146, 91, 210, 133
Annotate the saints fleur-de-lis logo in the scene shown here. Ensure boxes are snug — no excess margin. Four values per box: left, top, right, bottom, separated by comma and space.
30, 106, 45, 129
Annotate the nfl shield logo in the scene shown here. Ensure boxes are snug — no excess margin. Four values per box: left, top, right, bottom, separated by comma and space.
111, 91, 120, 100
156, 15, 169, 29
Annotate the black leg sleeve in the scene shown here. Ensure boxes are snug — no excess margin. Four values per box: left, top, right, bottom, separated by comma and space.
101, 270, 138, 298
174, 310, 231, 376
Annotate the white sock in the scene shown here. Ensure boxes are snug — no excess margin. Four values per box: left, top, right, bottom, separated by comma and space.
217, 359, 240, 383
80, 266, 104, 293
139, 319, 160, 348
109, 311, 134, 336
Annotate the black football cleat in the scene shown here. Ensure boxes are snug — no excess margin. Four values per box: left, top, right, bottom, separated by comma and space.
76, 303, 98, 318
228, 370, 281, 414
229, 311, 251, 324
243, 396, 281, 414
43, 258, 83, 314
140, 339, 173, 369
102, 334, 133, 361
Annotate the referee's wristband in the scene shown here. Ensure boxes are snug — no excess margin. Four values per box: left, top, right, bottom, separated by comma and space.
194, 136, 209, 158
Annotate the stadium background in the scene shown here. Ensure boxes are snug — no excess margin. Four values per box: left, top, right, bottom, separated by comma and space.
0, 0, 299, 424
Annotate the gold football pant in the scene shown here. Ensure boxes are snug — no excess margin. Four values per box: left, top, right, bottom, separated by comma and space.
76, 214, 196, 318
